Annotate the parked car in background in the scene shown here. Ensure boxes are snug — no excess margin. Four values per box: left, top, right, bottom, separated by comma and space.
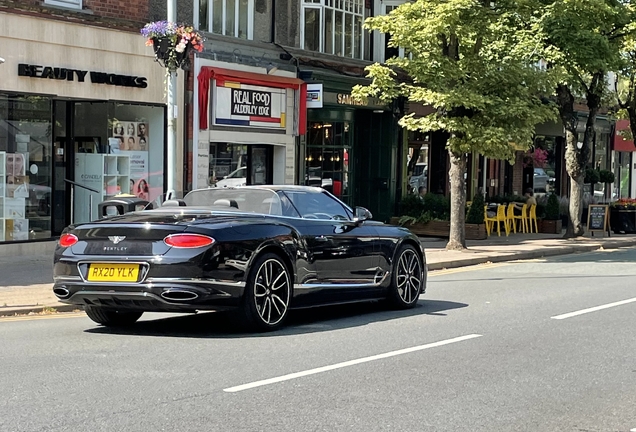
214, 166, 246, 188
533, 167, 550, 193
409, 163, 428, 193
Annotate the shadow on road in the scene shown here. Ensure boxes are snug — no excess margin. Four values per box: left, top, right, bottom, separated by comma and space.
84, 299, 468, 339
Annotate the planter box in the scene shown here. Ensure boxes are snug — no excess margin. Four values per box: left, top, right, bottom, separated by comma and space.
389, 218, 487, 240
540, 219, 562, 234
610, 208, 636, 234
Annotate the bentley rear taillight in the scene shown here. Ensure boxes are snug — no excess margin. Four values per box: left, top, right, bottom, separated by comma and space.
59, 234, 79, 248
164, 233, 215, 248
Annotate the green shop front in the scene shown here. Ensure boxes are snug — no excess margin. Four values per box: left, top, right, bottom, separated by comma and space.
301, 74, 401, 222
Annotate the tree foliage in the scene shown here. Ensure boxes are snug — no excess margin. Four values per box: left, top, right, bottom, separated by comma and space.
537, 0, 634, 237
353, 0, 555, 250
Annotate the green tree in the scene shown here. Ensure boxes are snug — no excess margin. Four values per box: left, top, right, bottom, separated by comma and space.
614, 6, 636, 155
353, 0, 555, 250
538, 0, 632, 237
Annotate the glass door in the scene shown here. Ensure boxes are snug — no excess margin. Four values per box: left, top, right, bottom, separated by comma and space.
248, 145, 272, 185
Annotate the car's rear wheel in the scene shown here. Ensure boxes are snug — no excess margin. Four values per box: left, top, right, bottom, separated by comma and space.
241, 253, 291, 331
84, 306, 143, 327
387, 244, 423, 309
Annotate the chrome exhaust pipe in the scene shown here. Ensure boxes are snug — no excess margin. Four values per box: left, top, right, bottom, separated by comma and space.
53, 287, 70, 298
160, 290, 199, 302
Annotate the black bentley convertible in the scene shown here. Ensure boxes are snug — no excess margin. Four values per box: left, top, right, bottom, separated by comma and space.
53, 186, 427, 331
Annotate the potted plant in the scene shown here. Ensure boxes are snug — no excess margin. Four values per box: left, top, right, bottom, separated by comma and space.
465, 193, 487, 239
541, 193, 562, 233
141, 21, 204, 71
390, 193, 485, 240
610, 198, 636, 234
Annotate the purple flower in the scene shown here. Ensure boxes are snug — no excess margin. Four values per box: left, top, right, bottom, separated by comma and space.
140, 21, 178, 38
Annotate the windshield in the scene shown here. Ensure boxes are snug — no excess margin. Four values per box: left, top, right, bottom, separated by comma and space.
183, 188, 284, 215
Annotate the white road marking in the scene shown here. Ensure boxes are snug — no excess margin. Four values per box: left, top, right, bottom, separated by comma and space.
551, 297, 636, 320
223, 334, 482, 393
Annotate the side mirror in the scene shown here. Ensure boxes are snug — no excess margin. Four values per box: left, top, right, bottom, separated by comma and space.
354, 206, 372, 223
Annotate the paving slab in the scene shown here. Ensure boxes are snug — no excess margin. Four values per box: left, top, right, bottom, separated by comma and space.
1, 232, 635, 317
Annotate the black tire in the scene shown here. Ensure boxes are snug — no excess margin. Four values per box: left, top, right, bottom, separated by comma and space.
84, 306, 143, 327
240, 252, 292, 331
387, 244, 423, 309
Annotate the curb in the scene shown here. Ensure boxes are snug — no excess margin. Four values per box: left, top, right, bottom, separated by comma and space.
0, 304, 83, 318
427, 240, 636, 271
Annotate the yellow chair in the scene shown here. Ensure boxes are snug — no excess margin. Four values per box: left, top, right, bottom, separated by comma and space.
485, 204, 509, 236
528, 204, 539, 233
510, 203, 528, 233
506, 204, 517, 234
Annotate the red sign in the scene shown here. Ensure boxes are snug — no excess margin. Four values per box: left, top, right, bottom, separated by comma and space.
613, 119, 635, 152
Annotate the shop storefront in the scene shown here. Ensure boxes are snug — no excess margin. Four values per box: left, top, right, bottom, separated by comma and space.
302, 73, 400, 222
0, 13, 167, 243
194, 60, 307, 190
613, 120, 635, 199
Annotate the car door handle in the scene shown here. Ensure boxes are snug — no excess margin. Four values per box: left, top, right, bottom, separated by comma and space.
314, 236, 329, 242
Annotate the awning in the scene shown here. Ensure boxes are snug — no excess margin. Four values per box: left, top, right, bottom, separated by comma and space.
198, 66, 307, 134
613, 119, 635, 152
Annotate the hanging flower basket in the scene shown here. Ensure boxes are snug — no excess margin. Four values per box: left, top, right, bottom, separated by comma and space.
141, 21, 204, 72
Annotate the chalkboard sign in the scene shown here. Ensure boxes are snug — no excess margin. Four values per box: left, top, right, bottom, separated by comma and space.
587, 204, 610, 236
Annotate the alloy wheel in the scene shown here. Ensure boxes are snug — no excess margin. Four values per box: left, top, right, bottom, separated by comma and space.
396, 249, 422, 304
253, 258, 290, 325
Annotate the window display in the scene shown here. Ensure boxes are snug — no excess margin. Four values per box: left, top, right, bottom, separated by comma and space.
0, 94, 53, 242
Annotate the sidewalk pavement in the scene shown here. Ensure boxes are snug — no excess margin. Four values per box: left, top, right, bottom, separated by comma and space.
1, 231, 635, 317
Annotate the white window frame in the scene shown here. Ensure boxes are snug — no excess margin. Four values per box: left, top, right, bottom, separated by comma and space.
300, 0, 365, 60
206, 0, 255, 40
44, 0, 82, 9
372, 0, 406, 63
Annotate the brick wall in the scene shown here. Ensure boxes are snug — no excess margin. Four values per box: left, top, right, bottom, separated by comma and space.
86, 0, 148, 22
0, 0, 150, 31
512, 151, 524, 196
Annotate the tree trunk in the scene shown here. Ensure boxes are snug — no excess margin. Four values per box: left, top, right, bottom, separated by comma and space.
446, 149, 467, 250
557, 79, 598, 238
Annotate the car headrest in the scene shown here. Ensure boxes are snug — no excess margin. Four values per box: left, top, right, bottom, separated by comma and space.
162, 199, 187, 207
213, 199, 239, 209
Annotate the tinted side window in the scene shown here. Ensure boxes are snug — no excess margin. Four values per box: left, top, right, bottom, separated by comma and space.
285, 191, 350, 220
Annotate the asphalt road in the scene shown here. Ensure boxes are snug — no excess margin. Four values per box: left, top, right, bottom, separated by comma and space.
2, 248, 636, 432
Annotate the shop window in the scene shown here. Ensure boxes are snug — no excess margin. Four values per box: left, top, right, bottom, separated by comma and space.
0, 94, 53, 242
301, 0, 365, 59
198, 0, 254, 40
531, 136, 557, 195
68, 102, 165, 224
305, 121, 351, 205
44, 0, 82, 9
209, 143, 247, 186
618, 152, 631, 198
372, 0, 406, 63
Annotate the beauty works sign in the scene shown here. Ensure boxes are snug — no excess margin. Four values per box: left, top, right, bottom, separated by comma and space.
213, 82, 286, 129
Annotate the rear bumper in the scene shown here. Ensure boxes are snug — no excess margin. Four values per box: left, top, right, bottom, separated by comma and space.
53, 277, 245, 312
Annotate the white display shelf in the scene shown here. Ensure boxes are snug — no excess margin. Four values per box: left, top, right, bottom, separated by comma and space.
75, 153, 131, 224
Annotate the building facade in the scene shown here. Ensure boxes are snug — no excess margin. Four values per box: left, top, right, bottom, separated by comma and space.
0, 1, 175, 244
187, 0, 404, 222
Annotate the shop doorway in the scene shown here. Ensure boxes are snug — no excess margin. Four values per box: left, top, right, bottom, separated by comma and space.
209, 143, 273, 187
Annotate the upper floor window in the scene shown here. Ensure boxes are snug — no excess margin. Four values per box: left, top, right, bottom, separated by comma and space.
44, 0, 82, 9
198, 0, 254, 40
302, 0, 365, 59
372, 0, 405, 63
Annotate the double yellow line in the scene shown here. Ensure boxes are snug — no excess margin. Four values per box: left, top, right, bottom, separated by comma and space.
0, 312, 85, 322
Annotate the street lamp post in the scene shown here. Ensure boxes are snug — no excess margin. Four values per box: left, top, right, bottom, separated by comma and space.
166, 0, 177, 197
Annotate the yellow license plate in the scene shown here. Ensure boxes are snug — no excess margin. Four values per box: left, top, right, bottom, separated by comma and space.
87, 263, 140, 282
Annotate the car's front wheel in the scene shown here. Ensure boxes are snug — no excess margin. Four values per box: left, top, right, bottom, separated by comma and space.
387, 244, 423, 309
241, 253, 291, 331
84, 306, 143, 327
